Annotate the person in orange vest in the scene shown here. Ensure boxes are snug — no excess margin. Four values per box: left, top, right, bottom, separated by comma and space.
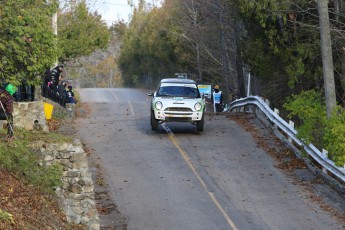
212, 85, 223, 113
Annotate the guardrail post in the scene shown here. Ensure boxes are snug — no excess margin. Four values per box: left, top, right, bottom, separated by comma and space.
274, 108, 279, 115
288, 121, 294, 142
255, 106, 259, 116
273, 108, 279, 128
322, 149, 328, 174
321, 149, 328, 158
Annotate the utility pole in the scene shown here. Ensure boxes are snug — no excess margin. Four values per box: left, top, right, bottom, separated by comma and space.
317, 0, 336, 118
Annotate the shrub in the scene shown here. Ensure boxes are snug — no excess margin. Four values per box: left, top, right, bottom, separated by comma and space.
284, 90, 345, 166
323, 109, 345, 166
283, 90, 327, 148
0, 129, 64, 193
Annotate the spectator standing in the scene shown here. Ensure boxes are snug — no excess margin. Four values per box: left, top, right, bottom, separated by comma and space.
50, 65, 64, 91
57, 71, 65, 95
57, 81, 67, 105
0, 84, 16, 138
66, 85, 76, 104
57, 81, 67, 96
212, 85, 223, 113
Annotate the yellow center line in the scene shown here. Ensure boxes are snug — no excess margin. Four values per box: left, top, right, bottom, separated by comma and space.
167, 132, 238, 230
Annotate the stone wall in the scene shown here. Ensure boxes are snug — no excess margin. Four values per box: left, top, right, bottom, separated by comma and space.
0, 99, 75, 132
12, 101, 49, 132
29, 139, 100, 230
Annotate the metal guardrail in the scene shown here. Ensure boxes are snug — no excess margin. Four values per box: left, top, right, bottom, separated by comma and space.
229, 96, 345, 183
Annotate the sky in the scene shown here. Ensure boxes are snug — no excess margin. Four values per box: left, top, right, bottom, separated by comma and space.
87, 0, 137, 25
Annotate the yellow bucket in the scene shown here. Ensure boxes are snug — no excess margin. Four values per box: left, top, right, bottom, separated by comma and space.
44, 102, 54, 120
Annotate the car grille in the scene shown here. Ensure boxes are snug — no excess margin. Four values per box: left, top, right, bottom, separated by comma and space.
165, 117, 192, 122
165, 107, 193, 112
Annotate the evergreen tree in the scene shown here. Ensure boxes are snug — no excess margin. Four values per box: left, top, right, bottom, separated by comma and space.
0, 0, 59, 85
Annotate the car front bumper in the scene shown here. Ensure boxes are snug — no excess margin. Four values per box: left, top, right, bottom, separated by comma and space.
153, 110, 203, 122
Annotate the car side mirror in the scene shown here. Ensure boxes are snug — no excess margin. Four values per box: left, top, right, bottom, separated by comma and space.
148, 92, 154, 97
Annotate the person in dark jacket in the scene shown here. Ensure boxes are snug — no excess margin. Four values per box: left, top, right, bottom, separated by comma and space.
50, 65, 64, 91
0, 84, 16, 138
66, 85, 76, 104
57, 81, 67, 96
57, 81, 67, 105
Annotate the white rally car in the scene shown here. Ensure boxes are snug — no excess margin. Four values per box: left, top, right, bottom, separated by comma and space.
148, 78, 205, 131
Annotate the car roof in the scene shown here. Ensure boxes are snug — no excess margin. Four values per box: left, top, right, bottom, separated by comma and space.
160, 78, 196, 84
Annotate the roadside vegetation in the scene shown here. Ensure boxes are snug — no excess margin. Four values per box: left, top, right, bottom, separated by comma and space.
284, 90, 345, 166
0, 127, 84, 229
0, 126, 73, 191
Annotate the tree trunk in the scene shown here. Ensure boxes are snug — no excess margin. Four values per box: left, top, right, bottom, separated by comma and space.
317, 0, 336, 117
196, 43, 202, 81
215, 0, 229, 93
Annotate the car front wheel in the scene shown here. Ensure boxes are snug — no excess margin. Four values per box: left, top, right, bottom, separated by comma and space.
151, 110, 159, 131
196, 114, 204, 132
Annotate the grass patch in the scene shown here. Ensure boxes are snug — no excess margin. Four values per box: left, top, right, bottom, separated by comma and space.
0, 128, 68, 193
0, 209, 15, 225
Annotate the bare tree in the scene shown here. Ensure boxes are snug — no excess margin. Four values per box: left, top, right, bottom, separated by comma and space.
172, 0, 241, 98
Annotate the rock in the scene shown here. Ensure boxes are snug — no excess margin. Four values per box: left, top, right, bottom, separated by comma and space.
68, 184, 82, 194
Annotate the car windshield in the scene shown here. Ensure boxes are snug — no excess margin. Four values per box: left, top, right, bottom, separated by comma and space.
157, 85, 200, 98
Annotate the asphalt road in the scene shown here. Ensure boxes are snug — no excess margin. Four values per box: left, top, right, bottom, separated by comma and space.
75, 88, 343, 230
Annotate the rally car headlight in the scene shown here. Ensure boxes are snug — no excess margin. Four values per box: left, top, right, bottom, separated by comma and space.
155, 101, 163, 110
194, 102, 202, 111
